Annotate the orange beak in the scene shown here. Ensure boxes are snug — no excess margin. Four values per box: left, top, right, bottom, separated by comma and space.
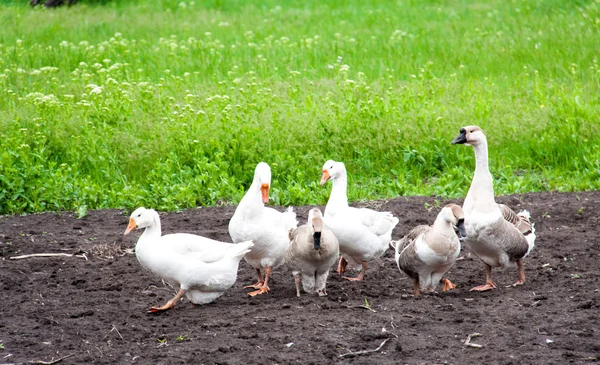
260, 183, 269, 204
124, 217, 137, 235
320, 170, 331, 186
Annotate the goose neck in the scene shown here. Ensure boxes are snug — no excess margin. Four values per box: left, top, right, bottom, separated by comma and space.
139, 213, 162, 242
329, 173, 349, 207
473, 141, 490, 176
464, 139, 497, 213
239, 179, 264, 211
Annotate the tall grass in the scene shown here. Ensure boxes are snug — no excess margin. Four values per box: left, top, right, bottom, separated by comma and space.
1, 0, 599, 214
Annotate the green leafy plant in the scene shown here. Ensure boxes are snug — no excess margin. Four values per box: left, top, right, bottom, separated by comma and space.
0, 0, 599, 214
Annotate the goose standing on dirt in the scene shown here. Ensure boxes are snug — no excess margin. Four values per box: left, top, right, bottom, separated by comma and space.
124, 207, 254, 312
320, 160, 399, 281
392, 204, 465, 296
229, 162, 298, 296
286, 208, 339, 297
451, 126, 536, 291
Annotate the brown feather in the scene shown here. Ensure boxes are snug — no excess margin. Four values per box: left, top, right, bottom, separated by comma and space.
498, 204, 532, 235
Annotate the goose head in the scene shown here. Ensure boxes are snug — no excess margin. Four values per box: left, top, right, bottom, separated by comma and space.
308, 207, 324, 250
320, 160, 345, 185
440, 204, 466, 239
254, 162, 272, 204
451, 126, 486, 146
124, 207, 157, 235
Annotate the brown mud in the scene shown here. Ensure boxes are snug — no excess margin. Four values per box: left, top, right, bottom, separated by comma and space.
1, 191, 599, 364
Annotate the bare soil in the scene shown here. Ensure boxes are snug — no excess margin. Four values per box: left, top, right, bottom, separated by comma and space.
1, 191, 599, 365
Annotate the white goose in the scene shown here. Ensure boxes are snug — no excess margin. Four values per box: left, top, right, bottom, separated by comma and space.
452, 126, 536, 291
228, 162, 298, 296
393, 204, 465, 296
320, 160, 399, 281
124, 207, 254, 312
286, 208, 339, 297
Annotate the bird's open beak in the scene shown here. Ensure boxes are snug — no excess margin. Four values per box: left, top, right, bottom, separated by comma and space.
260, 183, 269, 204
124, 217, 137, 235
320, 170, 331, 185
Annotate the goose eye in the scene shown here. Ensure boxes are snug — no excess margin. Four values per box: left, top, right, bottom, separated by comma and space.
137, 214, 142, 217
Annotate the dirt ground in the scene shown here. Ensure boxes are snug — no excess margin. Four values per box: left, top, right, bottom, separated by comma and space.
1, 191, 599, 365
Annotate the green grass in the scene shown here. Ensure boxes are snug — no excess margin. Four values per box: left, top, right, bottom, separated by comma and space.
1, 0, 600, 214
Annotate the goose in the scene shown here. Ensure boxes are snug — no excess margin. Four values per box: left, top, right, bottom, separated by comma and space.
286, 208, 340, 297
392, 204, 465, 296
451, 126, 536, 291
228, 162, 298, 296
320, 160, 399, 281
124, 207, 254, 312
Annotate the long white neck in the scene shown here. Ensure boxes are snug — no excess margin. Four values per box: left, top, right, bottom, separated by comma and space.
326, 170, 349, 212
139, 211, 162, 242
464, 139, 497, 214
238, 178, 264, 213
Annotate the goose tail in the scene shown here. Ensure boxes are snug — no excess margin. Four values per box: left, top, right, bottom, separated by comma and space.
518, 210, 536, 257
227, 241, 254, 260
282, 206, 299, 231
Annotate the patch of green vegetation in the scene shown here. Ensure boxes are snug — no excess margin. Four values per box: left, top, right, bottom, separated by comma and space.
1, 0, 599, 214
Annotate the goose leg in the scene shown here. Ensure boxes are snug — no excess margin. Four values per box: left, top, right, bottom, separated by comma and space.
148, 289, 186, 313
413, 278, 421, 297
248, 267, 271, 296
294, 274, 301, 297
343, 260, 367, 281
470, 264, 497, 291
244, 268, 264, 289
336, 256, 348, 275
512, 259, 526, 286
440, 278, 457, 292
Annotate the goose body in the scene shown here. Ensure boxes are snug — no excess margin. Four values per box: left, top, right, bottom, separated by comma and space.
393, 204, 465, 296
452, 126, 536, 291
321, 160, 399, 281
228, 162, 298, 296
286, 208, 339, 297
124, 207, 253, 312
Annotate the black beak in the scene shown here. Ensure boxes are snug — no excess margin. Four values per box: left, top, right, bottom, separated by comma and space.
313, 231, 321, 250
451, 128, 467, 144
455, 218, 467, 239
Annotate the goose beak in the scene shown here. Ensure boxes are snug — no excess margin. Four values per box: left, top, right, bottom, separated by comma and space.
260, 183, 269, 204
124, 217, 137, 235
451, 128, 467, 144
456, 219, 467, 239
320, 170, 331, 185
313, 231, 321, 250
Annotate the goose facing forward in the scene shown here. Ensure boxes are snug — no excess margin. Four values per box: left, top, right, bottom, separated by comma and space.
124, 207, 254, 312
228, 162, 298, 296
320, 160, 399, 281
452, 126, 536, 291
286, 208, 340, 297
393, 204, 465, 296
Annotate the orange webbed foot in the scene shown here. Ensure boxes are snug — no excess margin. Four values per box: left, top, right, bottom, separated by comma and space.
441, 278, 457, 292
247, 286, 270, 297
148, 306, 169, 313
342, 275, 364, 282
244, 282, 264, 290
510, 279, 525, 287
470, 282, 497, 292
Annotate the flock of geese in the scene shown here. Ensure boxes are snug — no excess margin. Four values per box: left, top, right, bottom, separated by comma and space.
124, 126, 537, 312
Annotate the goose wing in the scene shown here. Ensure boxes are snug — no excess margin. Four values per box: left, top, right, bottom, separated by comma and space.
498, 204, 532, 235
